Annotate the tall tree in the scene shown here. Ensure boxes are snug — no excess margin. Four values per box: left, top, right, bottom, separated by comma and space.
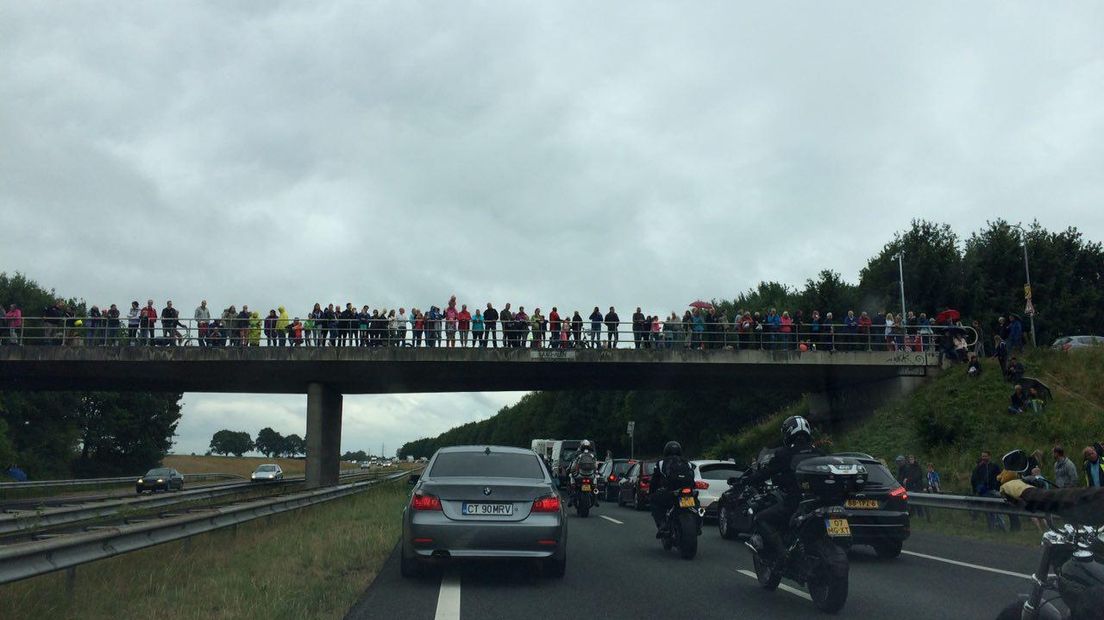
858, 220, 966, 318
254, 427, 285, 458
209, 430, 254, 457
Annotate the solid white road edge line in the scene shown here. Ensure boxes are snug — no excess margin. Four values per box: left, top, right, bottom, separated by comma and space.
599, 515, 624, 525
901, 550, 1032, 580
434, 571, 461, 620
736, 569, 812, 601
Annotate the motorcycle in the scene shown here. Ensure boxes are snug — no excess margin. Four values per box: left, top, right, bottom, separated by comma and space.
658, 486, 703, 559
744, 456, 867, 613
996, 449, 1104, 620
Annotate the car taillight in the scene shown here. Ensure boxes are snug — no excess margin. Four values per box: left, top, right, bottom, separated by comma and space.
609, 475, 617, 482
532, 495, 561, 512
695, 480, 709, 490
411, 492, 442, 511
890, 486, 908, 501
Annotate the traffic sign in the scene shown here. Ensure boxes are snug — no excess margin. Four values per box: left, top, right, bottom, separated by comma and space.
626, 421, 635, 435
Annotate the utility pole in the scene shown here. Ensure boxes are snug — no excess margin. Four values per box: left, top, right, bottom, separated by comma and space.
896, 252, 907, 322
1013, 224, 1038, 347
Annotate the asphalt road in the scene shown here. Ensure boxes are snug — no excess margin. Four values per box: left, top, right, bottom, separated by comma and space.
346, 502, 1036, 620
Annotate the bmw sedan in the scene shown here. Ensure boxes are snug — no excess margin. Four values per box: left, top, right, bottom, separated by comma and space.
136, 468, 184, 493
401, 445, 567, 578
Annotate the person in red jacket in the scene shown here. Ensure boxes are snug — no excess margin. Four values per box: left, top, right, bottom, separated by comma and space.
858, 311, 873, 351
140, 300, 158, 344
548, 307, 561, 349
457, 305, 472, 347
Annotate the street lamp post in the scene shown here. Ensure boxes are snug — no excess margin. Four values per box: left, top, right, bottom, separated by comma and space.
1013, 224, 1037, 347
896, 252, 907, 323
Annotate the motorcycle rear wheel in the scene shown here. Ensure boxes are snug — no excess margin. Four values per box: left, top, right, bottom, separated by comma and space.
576, 495, 590, 518
808, 540, 849, 613
677, 512, 698, 559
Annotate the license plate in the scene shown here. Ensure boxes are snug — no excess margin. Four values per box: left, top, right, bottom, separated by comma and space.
581, 484, 592, 492
679, 496, 697, 508
462, 503, 514, 516
845, 499, 879, 509
825, 517, 851, 537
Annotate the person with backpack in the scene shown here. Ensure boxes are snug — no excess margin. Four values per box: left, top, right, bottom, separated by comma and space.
567, 440, 600, 507
651, 440, 696, 536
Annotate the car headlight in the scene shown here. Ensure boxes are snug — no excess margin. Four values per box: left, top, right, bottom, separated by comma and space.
137, 479, 144, 484
157, 479, 164, 483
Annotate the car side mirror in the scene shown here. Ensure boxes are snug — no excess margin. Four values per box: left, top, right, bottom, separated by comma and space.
407, 474, 420, 485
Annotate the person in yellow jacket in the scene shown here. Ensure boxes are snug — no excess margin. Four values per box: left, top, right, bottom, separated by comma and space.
276, 306, 290, 347
249, 312, 262, 347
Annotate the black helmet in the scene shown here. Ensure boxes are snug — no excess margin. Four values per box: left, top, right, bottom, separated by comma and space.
781, 416, 812, 447
663, 441, 682, 457
580, 440, 593, 453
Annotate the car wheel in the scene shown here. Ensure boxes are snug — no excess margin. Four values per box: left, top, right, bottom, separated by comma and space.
543, 552, 566, 578
873, 540, 903, 559
719, 506, 736, 540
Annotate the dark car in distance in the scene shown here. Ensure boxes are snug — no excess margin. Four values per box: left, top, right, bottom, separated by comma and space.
617, 460, 653, 510
717, 452, 909, 558
597, 459, 636, 501
136, 467, 184, 493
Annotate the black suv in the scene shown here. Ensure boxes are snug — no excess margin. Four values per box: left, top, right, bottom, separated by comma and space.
716, 452, 909, 559
596, 458, 636, 501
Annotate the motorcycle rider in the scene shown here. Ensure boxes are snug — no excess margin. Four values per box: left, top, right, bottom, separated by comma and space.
747, 415, 823, 562
567, 440, 599, 507
651, 440, 693, 537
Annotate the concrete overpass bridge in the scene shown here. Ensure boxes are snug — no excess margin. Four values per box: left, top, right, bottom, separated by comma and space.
0, 346, 940, 487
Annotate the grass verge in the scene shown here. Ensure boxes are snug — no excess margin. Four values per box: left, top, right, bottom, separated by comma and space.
0, 478, 409, 620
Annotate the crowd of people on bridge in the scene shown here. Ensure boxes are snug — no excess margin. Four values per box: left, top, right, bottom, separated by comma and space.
1, 296, 1011, 359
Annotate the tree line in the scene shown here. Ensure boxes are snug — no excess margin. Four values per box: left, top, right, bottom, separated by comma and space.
400, 220, 1104, 459
208, 427, 305, 458
1, 273, 182, 479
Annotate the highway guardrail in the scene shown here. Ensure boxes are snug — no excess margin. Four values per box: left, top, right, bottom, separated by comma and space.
0, 470, 413, 585
0, 472, 244, 490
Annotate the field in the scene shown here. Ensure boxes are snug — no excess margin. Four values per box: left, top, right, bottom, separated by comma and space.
162, 454, 360, 479
0, 476, 411, 619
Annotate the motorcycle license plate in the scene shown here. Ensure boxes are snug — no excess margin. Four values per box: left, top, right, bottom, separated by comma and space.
581, 484, 592, 492
679, 496, 696, 508
844, 499, 879, 509
825, 517, 851, 537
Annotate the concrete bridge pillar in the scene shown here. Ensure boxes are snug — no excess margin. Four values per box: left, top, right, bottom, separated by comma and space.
306, 383, 342, 488
808, 375, 927, 428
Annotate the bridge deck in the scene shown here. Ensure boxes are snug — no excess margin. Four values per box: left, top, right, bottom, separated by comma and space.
0, 346, 937, 394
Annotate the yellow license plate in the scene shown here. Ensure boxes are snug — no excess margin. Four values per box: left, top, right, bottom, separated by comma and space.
581, 484, 591, 492
845, 499, 879, 509
825, 517, 851, 537
679, 496, 696, 508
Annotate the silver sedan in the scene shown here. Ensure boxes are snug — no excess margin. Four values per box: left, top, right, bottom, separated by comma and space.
401, 445, 567, 578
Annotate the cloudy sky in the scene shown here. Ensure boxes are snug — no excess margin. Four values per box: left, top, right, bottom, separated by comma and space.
2, 2, 1102, 456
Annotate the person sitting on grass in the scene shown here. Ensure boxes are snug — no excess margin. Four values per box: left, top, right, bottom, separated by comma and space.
1027, 387, 1046, 413
1008, 384, 1026, 414
967, 353, 982, 378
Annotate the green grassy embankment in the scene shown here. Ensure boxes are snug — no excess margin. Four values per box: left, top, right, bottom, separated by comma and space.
705, 348, 1104, 544
0, 478, 410, 619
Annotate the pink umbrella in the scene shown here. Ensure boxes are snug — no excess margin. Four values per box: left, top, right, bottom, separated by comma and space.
689, 300, 714, 310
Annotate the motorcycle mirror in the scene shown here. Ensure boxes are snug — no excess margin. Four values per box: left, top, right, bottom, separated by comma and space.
1002, 449, 1030, 474
407, 474, 420, 485
728, 476, 741, 486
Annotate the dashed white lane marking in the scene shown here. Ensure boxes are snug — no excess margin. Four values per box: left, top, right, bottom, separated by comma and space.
434, 571, 461, 620
901, 550, 1031, 580
599, 515, 624, 525
736, 569, 812, 600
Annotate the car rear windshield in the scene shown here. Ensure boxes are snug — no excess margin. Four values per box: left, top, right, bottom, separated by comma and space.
862, 462, 899, 488
612, 461, 634, 475
145, 468, 171, 476
699, 465, 743, 481
430, 452, 545, 479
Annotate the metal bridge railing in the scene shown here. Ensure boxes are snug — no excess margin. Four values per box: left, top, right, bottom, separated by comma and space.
0, 316, 977, 355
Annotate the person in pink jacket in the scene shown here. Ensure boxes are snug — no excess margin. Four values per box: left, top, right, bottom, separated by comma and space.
5, 304, 23, 344
780, 311, 794, 350
444, 296, 459, 348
